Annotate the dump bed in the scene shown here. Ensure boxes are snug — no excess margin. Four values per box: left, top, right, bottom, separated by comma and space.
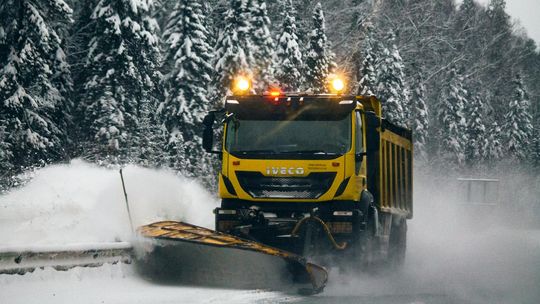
357, 97, 413, 219
379, 120, 413, 218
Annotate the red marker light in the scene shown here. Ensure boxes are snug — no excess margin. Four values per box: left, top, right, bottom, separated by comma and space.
232, 161, 240, 166
332, 162, 340, 167
270, 97, 280, 106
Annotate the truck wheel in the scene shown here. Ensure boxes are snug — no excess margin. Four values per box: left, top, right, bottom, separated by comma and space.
349, 205, 376, 271
388, 217, 407, 269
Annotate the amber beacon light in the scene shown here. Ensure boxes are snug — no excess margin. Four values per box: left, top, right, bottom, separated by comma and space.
233, 75, 251, 94
331, 77, 345, 93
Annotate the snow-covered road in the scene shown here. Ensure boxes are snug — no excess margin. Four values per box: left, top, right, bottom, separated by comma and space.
0, 263, 297, 304
2, 225, 538, 304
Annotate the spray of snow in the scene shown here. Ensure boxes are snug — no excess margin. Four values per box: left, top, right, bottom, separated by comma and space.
0, 159, 218, 248
322, 169, 540, 304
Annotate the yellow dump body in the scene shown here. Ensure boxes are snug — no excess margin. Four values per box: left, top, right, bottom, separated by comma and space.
379, 123, 413, 218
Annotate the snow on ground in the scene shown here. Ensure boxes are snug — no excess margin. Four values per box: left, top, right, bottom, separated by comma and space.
319, 226, 540, 304
0, 263, 296, 304
0, 159, 218, 248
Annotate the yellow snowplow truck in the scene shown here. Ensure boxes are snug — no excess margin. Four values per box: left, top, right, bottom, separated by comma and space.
203, 93, 413, 267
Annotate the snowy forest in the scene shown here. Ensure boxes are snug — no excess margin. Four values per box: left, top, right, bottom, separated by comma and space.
0, 0, 539, 192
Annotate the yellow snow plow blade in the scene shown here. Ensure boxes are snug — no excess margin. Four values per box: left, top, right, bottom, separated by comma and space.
137, 221, 328, 294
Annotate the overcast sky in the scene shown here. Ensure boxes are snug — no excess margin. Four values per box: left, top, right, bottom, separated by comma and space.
470, 0, 540, 46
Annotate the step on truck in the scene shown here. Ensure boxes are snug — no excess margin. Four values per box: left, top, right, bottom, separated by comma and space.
202, 84, 413, 269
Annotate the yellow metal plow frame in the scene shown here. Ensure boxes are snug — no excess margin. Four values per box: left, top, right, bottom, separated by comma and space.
138, 221, 328, 294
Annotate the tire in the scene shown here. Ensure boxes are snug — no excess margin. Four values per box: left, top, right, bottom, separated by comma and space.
348, 205, 376, 272
388, 217, 407, 269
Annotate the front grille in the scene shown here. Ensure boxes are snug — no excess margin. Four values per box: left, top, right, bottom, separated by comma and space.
235, 171, 336, 199
217, 220, 239, 232
326, 222, 353, 234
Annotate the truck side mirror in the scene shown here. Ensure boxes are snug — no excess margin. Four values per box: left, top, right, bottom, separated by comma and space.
355, 152, 367, 162
202, 112, 215, 153
364, 111, 380, 153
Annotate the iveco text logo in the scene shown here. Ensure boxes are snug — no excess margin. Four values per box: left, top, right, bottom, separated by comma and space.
266, 167, 305, 176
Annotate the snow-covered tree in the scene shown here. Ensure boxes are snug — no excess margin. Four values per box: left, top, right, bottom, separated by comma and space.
484, 0, 514, 106
304, 2, 334, 93
0, 123, 14, 191
77, 0, 161, 165
464, 91, 488, 165
454, 0, 483, 70
273, 0, 303, 91
160, 0, 213, 177
455, 0, 481, 37
0, 123, 13, 174
484, 120, 503, 164
410, 74, 429, 162
211, 0, 254, 104
437, 67, 468, 167
374, 31, 408, 126
501, 73, 533, 161
358, 46, 377, 95
249, 0, 274, 91
356, 21, 378, 96
51, 39, 74, 154
0, 0, 73, 168
531, 120, 540, 168
487, 0, 509, 27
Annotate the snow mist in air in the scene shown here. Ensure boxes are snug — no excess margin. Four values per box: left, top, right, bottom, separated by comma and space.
0, 159, 218, 248
324, 168, 540, 304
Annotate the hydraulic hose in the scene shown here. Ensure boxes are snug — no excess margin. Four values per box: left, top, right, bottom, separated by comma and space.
291, 216, 347, 250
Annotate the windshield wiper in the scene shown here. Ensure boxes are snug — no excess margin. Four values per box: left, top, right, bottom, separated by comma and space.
233, 149, 277, 154
278, 150, 339, 155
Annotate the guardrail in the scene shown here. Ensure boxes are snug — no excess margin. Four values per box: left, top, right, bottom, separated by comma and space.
456, 178, 500, 206
0, 242, 133, 275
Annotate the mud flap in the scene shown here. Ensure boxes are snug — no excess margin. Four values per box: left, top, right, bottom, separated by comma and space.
136, 221, 328, 294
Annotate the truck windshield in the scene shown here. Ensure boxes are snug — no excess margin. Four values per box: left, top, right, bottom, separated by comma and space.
225, 114, 352, 157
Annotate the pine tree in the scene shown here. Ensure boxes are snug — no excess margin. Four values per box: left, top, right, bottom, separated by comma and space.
51, 30, 74, 157
77, 0, 161, 165
273, 0, 303, 91
374, 31, 408, 126
532, 124, 540, 168
160, 0, 214, 177
464, 91, 488, 165
501, 73, 534, 161
459, 0, 476, 18
0, 123, 13, 174
0, 123, 13, 191
211, 0, 254, 104
0, 0, 73, 169
249, 0, 274, 91
484, 0, 514, 108
410, 74, 429, 162
455, 0, 480, 37
358, 46, 377, 95
304, 2, 334, 93
357, 21, 378, 96
454, 0, 483, 70
484, 120, 503, 164
437, 67, 468, 167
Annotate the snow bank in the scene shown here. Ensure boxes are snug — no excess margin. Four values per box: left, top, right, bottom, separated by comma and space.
0, 159, 219, 247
